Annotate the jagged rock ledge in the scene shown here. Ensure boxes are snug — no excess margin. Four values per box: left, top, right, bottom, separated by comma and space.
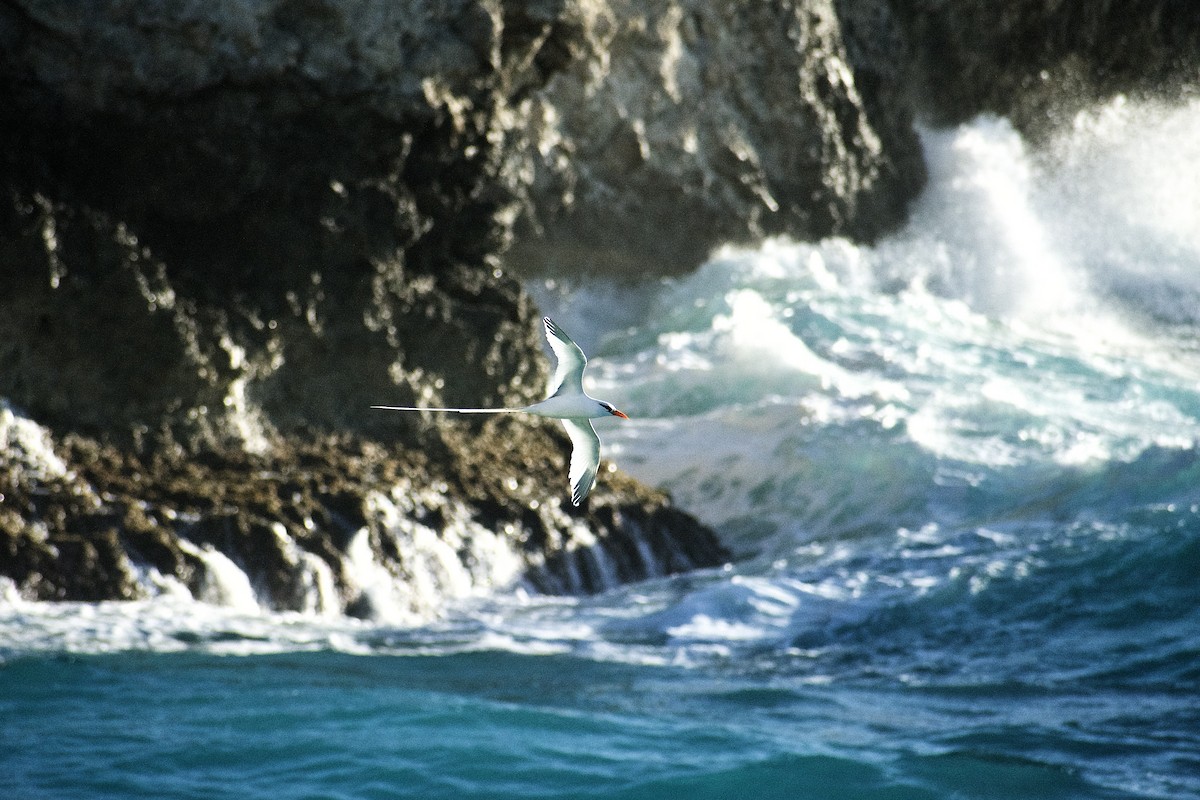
0, 402, 726, 618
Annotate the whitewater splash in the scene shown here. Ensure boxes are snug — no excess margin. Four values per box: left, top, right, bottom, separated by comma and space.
529, 99, 1200, 551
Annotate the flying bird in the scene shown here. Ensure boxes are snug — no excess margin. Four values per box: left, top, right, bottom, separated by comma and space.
372, 317, 629, 505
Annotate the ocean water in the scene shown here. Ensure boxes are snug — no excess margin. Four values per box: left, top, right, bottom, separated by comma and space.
4, 99, 1200, 799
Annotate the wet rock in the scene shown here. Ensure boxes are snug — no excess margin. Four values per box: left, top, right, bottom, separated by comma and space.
0, 416, 728, 616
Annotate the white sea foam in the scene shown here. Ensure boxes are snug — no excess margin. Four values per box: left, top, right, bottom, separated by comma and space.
268, 522, 340, 616
0, 596, 375, 657
341, 488, 526, 624
0, 575, 22, 605
176, 539, 261, 612
0, 400, 70, 482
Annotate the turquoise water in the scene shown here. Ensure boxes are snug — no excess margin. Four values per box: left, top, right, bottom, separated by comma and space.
4, 103, 1200, 798
6, 645, 1188, 799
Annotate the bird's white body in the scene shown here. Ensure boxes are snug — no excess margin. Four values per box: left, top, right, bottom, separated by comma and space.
522, 393, 612, 420
372, 317, 628, 505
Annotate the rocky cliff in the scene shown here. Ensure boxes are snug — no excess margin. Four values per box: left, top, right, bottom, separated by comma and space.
0, 0, 742, 614
890, 0, 1200, 135
1, 0, 1195, 614
502, 0, 925, 276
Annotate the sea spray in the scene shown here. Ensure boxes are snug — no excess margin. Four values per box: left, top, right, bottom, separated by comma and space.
1039, 96, 1200, 326
0, 400, 71, 482
176, 540, 262, 612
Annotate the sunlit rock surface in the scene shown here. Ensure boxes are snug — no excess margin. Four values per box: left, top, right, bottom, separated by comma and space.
502, 0, 925, 276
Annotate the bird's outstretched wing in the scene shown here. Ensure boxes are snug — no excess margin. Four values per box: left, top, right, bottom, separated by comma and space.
561, 418, 600, 506
544, 317, 588, 399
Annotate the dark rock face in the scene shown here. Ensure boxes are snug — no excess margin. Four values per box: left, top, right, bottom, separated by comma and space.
0, 0, 546, 443
890, 0, 1200, 135
504, 0, 926, 277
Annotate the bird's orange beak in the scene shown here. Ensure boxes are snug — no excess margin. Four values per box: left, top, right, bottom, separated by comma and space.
610, 408, 629, 419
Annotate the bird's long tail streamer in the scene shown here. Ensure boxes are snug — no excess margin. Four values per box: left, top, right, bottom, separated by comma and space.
370, 406, 526, 414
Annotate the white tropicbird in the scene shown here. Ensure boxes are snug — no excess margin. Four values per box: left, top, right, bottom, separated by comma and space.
372, 316, 629, 506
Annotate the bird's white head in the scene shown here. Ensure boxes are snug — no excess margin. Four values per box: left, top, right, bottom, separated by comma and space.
599, 401, 629, 419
